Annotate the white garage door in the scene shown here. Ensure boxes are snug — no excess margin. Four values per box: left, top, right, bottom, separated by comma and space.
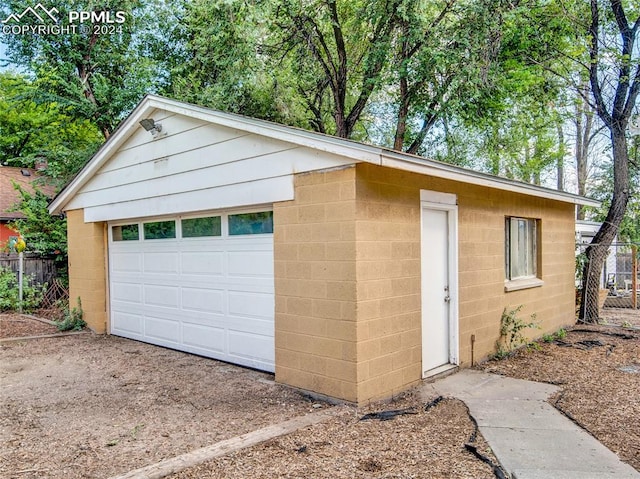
108, 210, 275, 372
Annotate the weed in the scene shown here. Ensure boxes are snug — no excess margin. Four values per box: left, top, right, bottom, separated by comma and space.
542, 328, 567, 343
494, 305, 539, 359
130, 424, 145, 439
55, 297, 85, 331
527, 341, 542, 351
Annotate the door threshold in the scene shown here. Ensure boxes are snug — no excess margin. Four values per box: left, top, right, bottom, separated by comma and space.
423, 363, 458, 381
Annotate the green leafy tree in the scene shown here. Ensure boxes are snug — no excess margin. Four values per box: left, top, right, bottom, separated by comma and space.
1, 0, 166, 138
265, 0, 403, 138
0, 72, 102, 185
8, 184, 67, 257
167, 0, 298, 123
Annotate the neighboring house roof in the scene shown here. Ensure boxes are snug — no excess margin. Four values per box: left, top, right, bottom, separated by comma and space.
0, 165, 55, 222
49, 94, 600, 215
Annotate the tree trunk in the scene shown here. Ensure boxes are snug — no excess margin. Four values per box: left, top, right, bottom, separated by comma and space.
575, 92, 593, 221
556, 122, 565, 191
579, 127, 630, 321
394, 25, 410, 151
580, 0, 638, 323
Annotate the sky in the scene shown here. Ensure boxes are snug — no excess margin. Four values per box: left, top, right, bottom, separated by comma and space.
0, 40, 10, 71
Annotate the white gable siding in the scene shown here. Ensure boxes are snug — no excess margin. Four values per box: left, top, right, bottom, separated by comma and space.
67, 109, 355, 222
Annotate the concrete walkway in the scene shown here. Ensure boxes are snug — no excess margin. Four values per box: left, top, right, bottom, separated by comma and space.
422, 370, 639, 479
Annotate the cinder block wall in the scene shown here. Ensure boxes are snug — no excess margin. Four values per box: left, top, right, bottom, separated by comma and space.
455, 186, 576, 365
274, 163, 576, 405
66, 209, 108, 333
273, 166, 359, 402
357, 163, 576, 373
354, 165, 422, 403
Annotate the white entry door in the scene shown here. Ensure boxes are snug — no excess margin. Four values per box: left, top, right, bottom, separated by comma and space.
421, 194, 458, 377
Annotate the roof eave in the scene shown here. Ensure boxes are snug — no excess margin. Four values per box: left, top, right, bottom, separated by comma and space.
380, 150, 601, 208
49, 94, 601, 214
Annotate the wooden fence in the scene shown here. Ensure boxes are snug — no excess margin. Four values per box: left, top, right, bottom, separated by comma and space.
0, 253, 59, 286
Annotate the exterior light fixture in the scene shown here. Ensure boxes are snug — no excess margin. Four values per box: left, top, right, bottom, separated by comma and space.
138, 118, 163, 137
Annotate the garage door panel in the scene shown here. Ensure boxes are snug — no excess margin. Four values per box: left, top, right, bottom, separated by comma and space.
144, 252, 179, 273
144, 284, 179, 308
111, 282, 142, 303
228, 316, 274, 337
227, 251, 273, 277
181, 251, 224, 275
228, 291, 274, 320
109, 211, 274, 373
180, 311, 226, 327
182, 323, 226, 352
111, 252, 142, 273
145, 316, 180, 343
181, 287, 224, 313
228, 331, 273, 364
111, 311, 144, 336
223, 277, 273, 288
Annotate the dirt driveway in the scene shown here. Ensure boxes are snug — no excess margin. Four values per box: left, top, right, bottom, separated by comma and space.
1, 317, 498, 479
0, 333, 320, 479
4, 311, 637, 478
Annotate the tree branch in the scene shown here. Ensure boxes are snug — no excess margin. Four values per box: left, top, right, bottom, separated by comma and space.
344, 0, 401, 135
610, 0, 634, 125
407, 0, 456, 59
589, 0, 612, 127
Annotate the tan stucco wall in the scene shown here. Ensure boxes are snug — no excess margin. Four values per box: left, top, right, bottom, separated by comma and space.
275, 163, 576, 404
66, 209, 108, 333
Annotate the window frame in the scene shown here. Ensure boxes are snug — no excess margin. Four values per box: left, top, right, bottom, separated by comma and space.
112, 224, 140, 242
504, 216, 544, 292
228, 211, 274, 236
109, 208, 274, 243
143, 220, 176, 240
181, 215, 222, 238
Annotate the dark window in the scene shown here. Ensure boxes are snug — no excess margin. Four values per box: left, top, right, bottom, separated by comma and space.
228, 211, 273, 235
113, 224, 139, 241
144, 220, 176, 240
182, 216, 222, 238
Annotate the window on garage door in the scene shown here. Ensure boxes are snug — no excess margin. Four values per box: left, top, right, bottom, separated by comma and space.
182, 216, 222, 237
112, 224, 139, 241
228, 211, 273, 235
143, 220, 176, 239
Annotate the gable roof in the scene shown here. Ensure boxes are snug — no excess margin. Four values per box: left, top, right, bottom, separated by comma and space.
49, 94, 599, 215
1, 165, 55, 221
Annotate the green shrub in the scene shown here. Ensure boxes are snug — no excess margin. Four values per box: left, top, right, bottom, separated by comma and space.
0, 266, 44, 312
494, 305, 539, 359
55, 297, 85, 331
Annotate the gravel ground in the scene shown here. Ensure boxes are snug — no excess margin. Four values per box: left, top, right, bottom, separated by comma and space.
1, 310, 638, 478
599, 307, 640, 327
0, 323, 319, 479
0, 314, 497, 479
